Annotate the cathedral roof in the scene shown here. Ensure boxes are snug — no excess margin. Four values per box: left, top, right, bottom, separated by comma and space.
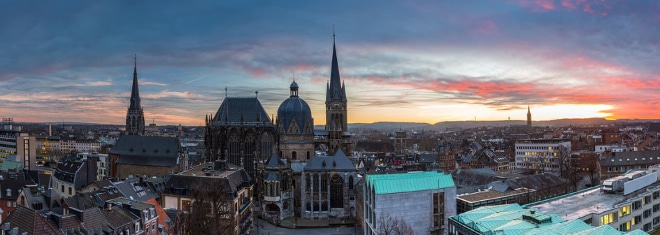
277, 82, 313, 134
304, 149, 356, 171
212, 97, 272, 125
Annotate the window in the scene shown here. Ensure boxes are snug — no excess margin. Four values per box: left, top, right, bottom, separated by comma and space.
653, 204, 659, 212
620, 221, 631, 231
620, 205, 631, 217
68, 187, 72, 195
644, 222, 652, 232
182, 200, 191, 212
601, 213, 615, 225
654, 191, 660, 199
644, 209, 652, 218
654, 216, 660, 226
645, 196, 652, 205
634, 215, 642, 225
633, 200, 643, 210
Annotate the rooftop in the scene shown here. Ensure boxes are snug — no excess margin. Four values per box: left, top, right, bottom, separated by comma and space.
366, 171, 454, 195
458, 187, 534, 204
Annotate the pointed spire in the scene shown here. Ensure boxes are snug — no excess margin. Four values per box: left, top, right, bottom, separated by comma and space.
327, 31, 344, 102
129, 54, 141, 110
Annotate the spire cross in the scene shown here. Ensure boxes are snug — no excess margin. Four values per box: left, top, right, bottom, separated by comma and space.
333, 24, 336, 42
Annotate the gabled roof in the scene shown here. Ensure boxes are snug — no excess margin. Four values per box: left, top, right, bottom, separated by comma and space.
366, 171, 455, 195
304, 149, 356, 171
101, 205, 139, 231
265, 152, 286, 169
211, 97, 272, 125
110, 135, 179, 166
2, 206, 59, 235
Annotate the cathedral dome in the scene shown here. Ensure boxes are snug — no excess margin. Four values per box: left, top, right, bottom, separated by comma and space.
277, 81, 313, 134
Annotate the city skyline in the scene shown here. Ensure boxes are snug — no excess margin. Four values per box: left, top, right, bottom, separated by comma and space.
2, 1, 660, 126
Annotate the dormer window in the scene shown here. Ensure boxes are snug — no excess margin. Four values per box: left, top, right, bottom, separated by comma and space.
6, 188, 10, 197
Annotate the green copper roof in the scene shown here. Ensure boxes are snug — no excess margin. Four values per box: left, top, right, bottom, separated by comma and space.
366, 171, 454, 195
452, 204, 649, 235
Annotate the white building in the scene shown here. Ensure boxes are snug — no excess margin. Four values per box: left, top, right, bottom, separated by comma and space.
530, 167, 660, 233
514, 138, 571, 172
596, 144, 633, 153
364, 172, 456, 235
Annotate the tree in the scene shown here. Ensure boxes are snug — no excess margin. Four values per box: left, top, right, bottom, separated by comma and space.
184, 179, 234, 235
378, 213, 415, 235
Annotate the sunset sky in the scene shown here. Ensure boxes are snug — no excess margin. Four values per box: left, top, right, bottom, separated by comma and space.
2, 1, 660, 126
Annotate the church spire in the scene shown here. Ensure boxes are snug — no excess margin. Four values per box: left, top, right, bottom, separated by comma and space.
527, 104, 532, 127
129, 55, 141, 110
327, 32, 345, 102
126, 55, 145, 135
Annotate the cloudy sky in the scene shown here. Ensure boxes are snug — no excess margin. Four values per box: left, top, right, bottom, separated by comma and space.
2, 0, 659, 126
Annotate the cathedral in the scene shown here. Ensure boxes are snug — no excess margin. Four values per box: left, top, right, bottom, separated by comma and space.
205, 37, 357, 225
126, 58, 145, 136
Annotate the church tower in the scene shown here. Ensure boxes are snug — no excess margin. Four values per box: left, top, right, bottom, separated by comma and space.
125, 57, 145, 135
325, 34, 351, 156
527, 105, 532, 128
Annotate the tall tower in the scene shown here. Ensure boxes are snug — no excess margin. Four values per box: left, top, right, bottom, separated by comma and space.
527, 105, 532, 128
126, 57, 145, 135
325, 34, 350, 155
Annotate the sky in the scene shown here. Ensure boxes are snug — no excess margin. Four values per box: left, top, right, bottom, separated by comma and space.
2, 0, 660, 126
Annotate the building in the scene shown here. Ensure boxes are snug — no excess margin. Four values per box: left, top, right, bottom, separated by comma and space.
528, 168, 660, 233
301, 149, 357, 220
449, 204, 647, 235
324, 36, 353, 156
514, 138, 571, 173
527, 105, 532, 128
457, 185, 535, 213
161, 161, 253, 235
126, 57, 145, 136
0, 131, 36, 171
204, 95, 276, 178
51, 152, 98, 198
364, 171, 456, 235
260, 152, 293, 224
277, 81, 315, 161
599, 150, 660, 180
58, 138, 102, 153
108, 135, 183, 179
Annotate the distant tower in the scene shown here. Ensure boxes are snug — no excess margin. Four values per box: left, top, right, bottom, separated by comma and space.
125, 56, 145, 135
325, 33, 351, 156
527, 105, 532, 128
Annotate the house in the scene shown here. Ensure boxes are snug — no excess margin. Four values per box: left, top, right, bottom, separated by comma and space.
51, 152, 98, 197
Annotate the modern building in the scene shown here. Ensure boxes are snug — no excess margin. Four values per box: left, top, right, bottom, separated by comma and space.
364, 171, 456, 235
0, 131, 36, 171
514, 138, 571, 173
528, 167, 660, 233
449, 204, 648, 235
457, 186, 535, 214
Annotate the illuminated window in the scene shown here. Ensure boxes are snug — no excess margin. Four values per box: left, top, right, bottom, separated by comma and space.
620, 206, 631, 217
619, 221, 631, 231
601, 213, 615, 225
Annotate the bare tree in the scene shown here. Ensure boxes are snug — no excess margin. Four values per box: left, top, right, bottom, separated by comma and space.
378, 213, 415, 235
184, 180, 234, 235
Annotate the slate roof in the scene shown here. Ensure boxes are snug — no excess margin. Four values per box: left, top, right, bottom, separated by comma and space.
211, 97, 272, 125
165, 165, 251, 198
304, 149, 356, 172
101, 205, 139, 232
112, 177, 158, 202
600, 150, 660, 167
2, 205, 59, 235
265, 152, 286, 169
80, 207, 108, 233
110, 135, 179, 167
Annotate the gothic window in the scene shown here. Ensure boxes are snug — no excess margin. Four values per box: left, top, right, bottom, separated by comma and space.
305, 174, 311, 189
229, 130, 240, 166
349, 175, 354, 190
321, 173, 328, 193
330, 174, 344, 208
260, 132, 273, 160
281, 174, 289, 191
